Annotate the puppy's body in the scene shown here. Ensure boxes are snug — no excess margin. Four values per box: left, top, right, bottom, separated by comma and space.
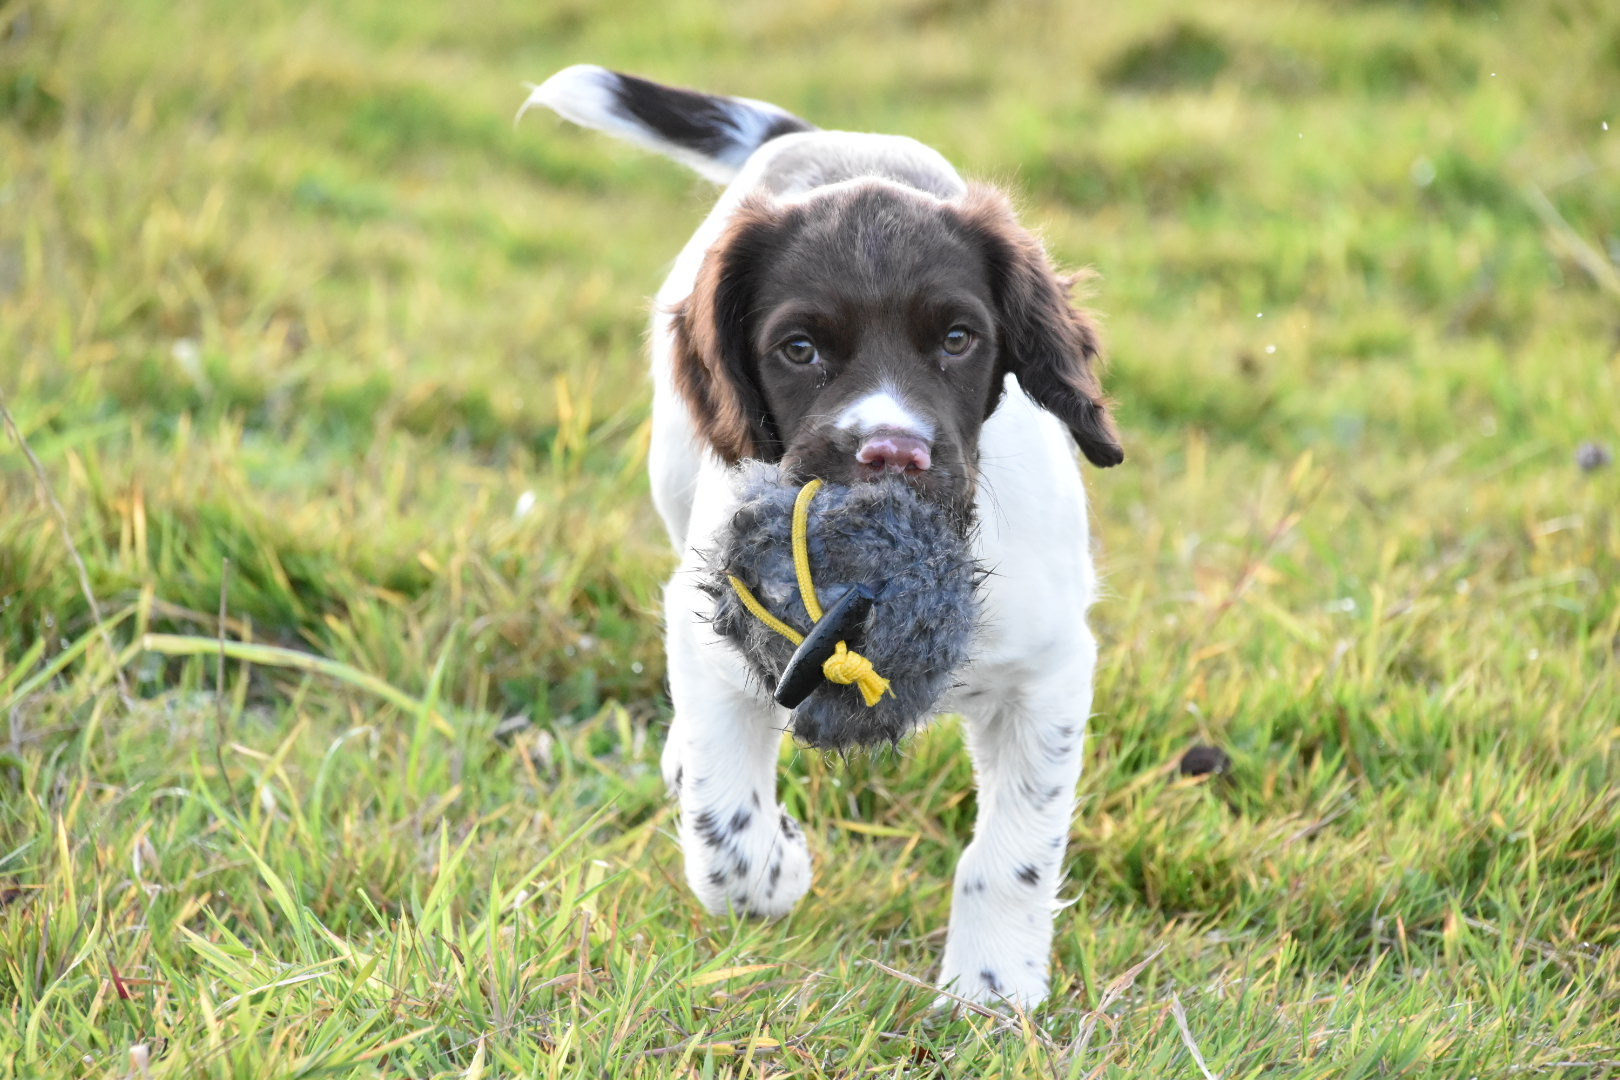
527, 67, 1116, 1007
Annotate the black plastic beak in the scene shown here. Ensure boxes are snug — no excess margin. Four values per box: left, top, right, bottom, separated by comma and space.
773, 583, 878, 709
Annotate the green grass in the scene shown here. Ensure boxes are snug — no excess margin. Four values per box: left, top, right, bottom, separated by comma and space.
3, 0, 1619, 1074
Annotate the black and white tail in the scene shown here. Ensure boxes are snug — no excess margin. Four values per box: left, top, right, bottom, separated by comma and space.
519, 65, 816, 184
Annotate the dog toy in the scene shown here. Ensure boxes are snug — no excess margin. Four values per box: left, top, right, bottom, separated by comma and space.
705, 463, 979, 751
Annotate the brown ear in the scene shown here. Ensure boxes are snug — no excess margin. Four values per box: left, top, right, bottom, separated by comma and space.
668, 199, 785, 464
955, 186, 1124, 467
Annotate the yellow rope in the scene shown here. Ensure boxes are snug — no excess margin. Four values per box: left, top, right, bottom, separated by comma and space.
726, 574, 804, 645
728, 479, 891, 707
824, 641, 889, 707
792, 479, 825, 621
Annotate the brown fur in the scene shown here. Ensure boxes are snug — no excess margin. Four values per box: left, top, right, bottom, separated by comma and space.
951, 186, 1124, 468
668, 198, 789, 463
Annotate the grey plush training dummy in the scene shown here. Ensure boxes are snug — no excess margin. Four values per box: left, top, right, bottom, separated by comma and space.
704, 463, 980, 751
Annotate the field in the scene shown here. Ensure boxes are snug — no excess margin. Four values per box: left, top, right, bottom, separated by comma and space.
3, 0, 1619, 1074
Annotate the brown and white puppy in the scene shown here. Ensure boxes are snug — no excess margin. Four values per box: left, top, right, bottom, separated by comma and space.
525, 66, 1122, 1008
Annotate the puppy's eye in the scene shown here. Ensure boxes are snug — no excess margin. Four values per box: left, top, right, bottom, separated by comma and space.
942, 327, 974, 356
781, 337, 820, 365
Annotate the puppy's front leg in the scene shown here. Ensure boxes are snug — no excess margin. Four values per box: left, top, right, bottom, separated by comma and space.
661, 606, 813, 919
939, 634, 1096, 1009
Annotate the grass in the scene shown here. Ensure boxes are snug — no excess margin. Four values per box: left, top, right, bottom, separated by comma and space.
2, 0, 1618, 1074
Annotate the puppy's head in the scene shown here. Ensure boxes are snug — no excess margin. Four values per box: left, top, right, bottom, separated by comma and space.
671, 181, 1122, 523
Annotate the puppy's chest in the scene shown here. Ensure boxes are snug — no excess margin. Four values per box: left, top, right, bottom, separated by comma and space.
941, 567, 1063, 708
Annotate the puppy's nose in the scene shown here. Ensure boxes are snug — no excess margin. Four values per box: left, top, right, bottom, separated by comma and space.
855, 431, 932, 474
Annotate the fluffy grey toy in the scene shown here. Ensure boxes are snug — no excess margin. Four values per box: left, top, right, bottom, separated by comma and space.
703, 462, 981, 751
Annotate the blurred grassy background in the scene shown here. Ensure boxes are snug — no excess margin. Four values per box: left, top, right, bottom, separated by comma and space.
2, 0, 1618, 1075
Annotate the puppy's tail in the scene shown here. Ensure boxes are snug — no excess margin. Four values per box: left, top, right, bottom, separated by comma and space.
519, 65, 815, 184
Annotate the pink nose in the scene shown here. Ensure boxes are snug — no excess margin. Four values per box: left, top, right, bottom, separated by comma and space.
856, 431, 932, 474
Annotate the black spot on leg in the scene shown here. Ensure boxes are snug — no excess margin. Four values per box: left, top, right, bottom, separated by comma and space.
673, 765, 684, 795
1044, 726, 1078, 761
707, 867, 728, 886
733, 855, 750, 878
1017, 776, 1060, 806
963, 877, 987, 895
1016, 865, 1040, 886
751, 790, 761, 809
981, 969, 1003, 994
779, 812, 801, 838
691, 810, 724, 848
729, 808, 752, 834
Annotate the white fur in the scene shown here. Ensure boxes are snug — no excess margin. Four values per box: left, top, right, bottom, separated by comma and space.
642, 131, 1100, 1010
835, 387, 935, 440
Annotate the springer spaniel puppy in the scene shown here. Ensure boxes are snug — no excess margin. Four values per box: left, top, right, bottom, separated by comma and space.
525, 67, 1123, 1008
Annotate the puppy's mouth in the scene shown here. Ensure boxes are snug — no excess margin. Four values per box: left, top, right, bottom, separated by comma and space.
779, 446, 979, 535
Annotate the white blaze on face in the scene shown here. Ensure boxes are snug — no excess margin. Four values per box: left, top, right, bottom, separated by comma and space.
835, 387, 935, 440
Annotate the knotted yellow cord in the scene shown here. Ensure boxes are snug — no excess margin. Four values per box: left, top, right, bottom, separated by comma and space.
727, 478, 892, 707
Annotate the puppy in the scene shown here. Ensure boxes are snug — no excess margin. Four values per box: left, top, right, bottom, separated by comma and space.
524, 66, 1122, 1008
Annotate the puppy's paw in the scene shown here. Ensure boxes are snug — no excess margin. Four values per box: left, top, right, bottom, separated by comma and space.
682, 805, 811, 919
939, 936, 1050, 1009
